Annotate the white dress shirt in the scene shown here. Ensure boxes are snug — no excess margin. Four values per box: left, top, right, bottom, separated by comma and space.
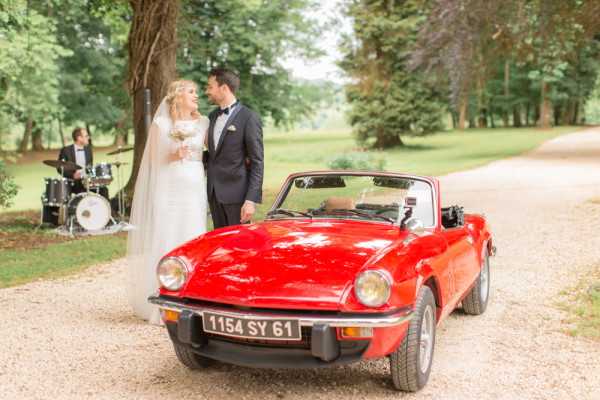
213, 99, 238, 150
74, 145, 87, 176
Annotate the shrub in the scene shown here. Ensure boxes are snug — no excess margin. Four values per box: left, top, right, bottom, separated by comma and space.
0, 160, 19, 209
327, 152, 386, 171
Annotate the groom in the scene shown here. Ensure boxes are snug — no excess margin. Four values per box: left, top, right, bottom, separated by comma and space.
205, 68, 264, 229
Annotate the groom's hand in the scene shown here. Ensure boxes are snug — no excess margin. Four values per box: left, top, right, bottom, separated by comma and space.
241, 200, 255, 223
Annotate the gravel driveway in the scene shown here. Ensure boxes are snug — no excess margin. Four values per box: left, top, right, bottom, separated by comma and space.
2, 128, 600, 400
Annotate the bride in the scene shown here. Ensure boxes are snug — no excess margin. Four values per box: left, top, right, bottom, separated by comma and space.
127, 79, 208, 324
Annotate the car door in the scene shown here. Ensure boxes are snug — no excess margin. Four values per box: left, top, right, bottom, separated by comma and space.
439, 227, 476, 306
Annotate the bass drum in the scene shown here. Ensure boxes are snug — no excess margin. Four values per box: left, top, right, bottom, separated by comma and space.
68, 192, 111, 231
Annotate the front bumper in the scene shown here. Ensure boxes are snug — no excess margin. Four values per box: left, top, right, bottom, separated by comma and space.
149, 295, 413, 368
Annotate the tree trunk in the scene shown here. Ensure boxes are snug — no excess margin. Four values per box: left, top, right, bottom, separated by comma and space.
458, 97, 467, 130
32, 122, 44, 151
58, 118, 66, 147
373, 130, 402, 149
573, 101, 580, 125
478, 108, 487, 128
538, 81, 552, 129
85, 122, 93, 146
450, 112, 457, 129
526, 102, 531, 126
469, 116, 476, 128
553, 105, 561, 126
503, 61, 510, 127
513, 106, 522, 127
124, 0, 179, 197
560, 100, 576, 126
19, 118, 33, 152
113, 110, 130, 146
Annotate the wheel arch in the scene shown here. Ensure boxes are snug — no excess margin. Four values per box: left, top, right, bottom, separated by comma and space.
422, 274, 442, 322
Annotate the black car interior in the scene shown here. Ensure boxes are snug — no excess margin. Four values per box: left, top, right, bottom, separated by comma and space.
441, 205, 465, 228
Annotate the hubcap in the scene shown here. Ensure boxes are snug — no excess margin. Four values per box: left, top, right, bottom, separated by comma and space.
480, 256, 489, 302
419, 305, 434, 374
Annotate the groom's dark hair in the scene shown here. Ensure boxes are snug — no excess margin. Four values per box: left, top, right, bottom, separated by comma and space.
209, 68, 240, 94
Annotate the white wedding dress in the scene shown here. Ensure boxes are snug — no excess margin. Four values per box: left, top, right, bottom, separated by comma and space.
127, 100, 208, 325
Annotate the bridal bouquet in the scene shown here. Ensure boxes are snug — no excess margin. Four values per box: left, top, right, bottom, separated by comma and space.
169, 128, 194, 162
169, 129, 194, 143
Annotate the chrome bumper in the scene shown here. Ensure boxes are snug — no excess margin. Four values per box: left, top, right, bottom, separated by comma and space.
148, 295, 413, 328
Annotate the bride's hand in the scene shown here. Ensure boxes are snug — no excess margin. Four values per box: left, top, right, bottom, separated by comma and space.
172, 144, 189, 161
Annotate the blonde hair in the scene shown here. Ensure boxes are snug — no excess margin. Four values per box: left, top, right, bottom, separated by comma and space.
166, 79, 201, 121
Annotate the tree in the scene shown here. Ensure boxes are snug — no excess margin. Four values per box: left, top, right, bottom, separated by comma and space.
125, 0, 179, 195
177, 0, 323, 126
412, 0, 600, 129
47, 0, 130, 140
411, 0, 516, 129
340, 0, 445, 148
0, 0, 71, 151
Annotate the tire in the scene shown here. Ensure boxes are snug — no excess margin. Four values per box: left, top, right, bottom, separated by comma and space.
462, 249, 490, 315
390, 286, 436, 392
173, 342, 213, 369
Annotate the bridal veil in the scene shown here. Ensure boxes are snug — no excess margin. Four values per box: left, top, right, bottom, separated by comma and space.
127, 99, 172, 324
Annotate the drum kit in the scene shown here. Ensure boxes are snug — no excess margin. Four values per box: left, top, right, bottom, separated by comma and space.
40, 146, 133, 236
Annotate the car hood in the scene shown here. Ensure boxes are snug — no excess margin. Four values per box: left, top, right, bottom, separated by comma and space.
176, 219, 406, 310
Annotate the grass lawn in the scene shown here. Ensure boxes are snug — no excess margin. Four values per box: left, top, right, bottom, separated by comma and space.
0, 126, 580, 288
0, 210, 126, 288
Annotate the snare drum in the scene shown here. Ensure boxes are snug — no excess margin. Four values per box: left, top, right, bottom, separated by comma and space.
85, 163, 113, 187
42, 177, 73, 206
67, 192, 111, 231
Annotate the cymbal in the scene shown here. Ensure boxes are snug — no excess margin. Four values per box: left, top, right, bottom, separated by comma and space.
107, 146, 134, 156
112, 161, 130, 167
43, 159, 82, 170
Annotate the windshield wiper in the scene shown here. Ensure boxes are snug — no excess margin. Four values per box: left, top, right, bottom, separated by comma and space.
266, 208, 313, 219
315, 209, 395, 224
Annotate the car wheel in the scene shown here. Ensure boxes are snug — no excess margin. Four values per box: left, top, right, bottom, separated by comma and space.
390, 286, 436, 392
173, 342, 213, 369
462, 249, 490, 315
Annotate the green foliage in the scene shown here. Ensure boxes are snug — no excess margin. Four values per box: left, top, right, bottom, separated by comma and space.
0, 1, 71, 126
413, 0, 600, 127
328, 152, 386, 171
178, 0, 326, 126
48, 0, 130, 133
339, 0, 446, 148
0, 160, 19, 208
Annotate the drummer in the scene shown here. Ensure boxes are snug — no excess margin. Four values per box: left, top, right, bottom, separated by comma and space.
57, 127, 108, 199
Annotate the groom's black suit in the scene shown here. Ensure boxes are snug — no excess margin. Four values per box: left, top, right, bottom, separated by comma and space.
207, 102, 264, 229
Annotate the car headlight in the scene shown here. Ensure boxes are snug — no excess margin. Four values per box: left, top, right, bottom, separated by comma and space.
354, 270, 392, 307
157, 257, 189, 291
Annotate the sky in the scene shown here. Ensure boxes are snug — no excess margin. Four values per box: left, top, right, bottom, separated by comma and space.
282, 1, 351, 83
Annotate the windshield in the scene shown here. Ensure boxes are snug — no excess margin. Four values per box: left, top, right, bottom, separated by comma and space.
271, 174, 435, 226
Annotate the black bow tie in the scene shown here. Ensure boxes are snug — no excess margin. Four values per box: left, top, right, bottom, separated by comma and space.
77, 148, 85, 152
218, 101, 238, 116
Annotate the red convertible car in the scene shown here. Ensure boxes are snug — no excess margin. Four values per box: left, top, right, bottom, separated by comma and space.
149, 171, 494, 392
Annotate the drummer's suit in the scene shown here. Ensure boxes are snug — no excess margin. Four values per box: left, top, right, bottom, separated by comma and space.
57, 144, 94, 194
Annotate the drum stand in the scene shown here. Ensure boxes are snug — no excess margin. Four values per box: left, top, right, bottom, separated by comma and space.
113, 146, 127, 221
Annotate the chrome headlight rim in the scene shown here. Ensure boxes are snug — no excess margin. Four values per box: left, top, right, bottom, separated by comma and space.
354, 269, 392, 308
156, 256, 189, 291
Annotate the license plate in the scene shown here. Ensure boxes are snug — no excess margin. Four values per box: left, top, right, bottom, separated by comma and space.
202, 312, 301, 341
